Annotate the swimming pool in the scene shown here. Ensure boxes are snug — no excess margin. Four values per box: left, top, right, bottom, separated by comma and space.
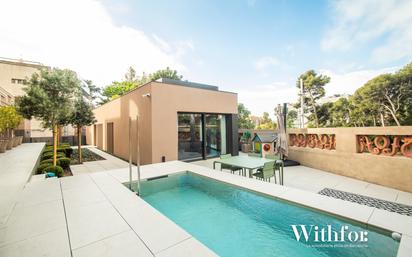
129, 172, 399, 257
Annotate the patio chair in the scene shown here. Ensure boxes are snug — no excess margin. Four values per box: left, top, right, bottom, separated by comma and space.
264, 154, 280, 160
264, 155, 284, 184
252, 161, 276, 182
220, 154, 243, 175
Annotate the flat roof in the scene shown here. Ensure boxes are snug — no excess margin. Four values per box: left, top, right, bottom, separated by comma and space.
157, 78, 219, 91
0, 57, 44, 69
96, 78, 237, 108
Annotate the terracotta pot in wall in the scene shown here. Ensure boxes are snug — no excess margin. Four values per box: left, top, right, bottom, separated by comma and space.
0, 140, 7, 153
6, 139, 13, 150
12, 137, 19, 147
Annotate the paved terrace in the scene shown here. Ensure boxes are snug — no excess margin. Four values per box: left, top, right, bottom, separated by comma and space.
0, 145, 411, 257
0, 143, 44, 227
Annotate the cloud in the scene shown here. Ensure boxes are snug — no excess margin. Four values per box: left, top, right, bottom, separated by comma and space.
321, 0, 412, 62
239, 66, 400, 116
0, 0, 192, 87
253, 56, 279, 71
236, 82, 296, 116
320, 66, 399, 96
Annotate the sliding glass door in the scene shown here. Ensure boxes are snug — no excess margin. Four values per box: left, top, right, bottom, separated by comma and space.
178, 113, 227, 161
178, 113, 203, 160
205, 114, 226, 158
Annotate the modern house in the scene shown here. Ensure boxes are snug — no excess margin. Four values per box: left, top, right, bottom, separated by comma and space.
86, 78, 239, 164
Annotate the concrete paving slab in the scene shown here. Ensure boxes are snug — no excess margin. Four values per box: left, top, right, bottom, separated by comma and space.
0, 228, 71, 257
72, 230, 153, 257
65, 201, 130, 249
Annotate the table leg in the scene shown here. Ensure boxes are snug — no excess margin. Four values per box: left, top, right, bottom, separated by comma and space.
249, 168, 252, 178
281, 163, 284, 185
213, 161, 216, 170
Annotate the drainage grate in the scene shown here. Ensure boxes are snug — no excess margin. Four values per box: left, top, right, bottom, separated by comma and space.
318, 188, 412, 217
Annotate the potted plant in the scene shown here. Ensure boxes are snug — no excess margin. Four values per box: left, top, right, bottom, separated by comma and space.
241, 131, 252, 152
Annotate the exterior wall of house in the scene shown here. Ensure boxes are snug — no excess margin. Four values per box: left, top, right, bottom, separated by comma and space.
87, 81, 238, 165
150, 82, 237, 163
287, 127, 412, 192
86, 84, 153, 164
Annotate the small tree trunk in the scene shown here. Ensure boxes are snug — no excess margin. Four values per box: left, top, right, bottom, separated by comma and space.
57, 127, 60, 145
78, 125, 82, 164
312, 103, 319, 128
53, 124, 58, 166
380, 113, 385, 127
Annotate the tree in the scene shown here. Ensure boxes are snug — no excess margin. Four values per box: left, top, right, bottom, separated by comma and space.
237, 103, 254, 129
149, 67, 182, 82
296, 70, 330, 127
101, 81, 137, 103
17, 68, 81, 166
70, 96, 96, 164
286, 109, 297, 128
256, 112, 277, 129
100, 67, 183, 104
0, 106, 22, 140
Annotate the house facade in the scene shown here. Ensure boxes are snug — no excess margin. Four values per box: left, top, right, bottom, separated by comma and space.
86, 79, 239, 164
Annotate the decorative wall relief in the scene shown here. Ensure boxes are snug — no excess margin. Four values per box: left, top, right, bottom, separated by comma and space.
357, 135, 412, 158
289, 133, 336, 150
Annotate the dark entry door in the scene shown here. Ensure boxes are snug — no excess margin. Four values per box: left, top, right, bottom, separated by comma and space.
106, 122, 114, 154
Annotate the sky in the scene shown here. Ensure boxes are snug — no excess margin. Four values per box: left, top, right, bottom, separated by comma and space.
1, 0, 412, 117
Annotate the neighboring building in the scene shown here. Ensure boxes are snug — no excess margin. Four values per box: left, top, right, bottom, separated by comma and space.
0, 86, 14, 106
86, 78, 239, 165
0, 57, 46, 140
0, 57, 82, 144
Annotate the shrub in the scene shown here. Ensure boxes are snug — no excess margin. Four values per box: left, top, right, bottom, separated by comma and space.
60, 147, 73, 158
57, 157, 71, 169
42, 148, 66, 156
43, 165, 64, 177
36, 163, 53, 174
41, 152, 65, 161
40, 159, 53, 165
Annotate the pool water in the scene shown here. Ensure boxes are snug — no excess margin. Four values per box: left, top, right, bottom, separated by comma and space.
133, 172, 399, 257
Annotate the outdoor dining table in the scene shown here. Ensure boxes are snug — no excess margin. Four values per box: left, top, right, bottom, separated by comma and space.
213, 155, 284, 185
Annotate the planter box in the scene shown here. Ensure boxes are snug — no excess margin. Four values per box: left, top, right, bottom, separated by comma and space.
241, 143, 251, 153
6, 139, 13, 150
12, 137, 19, 147
0, 140, 7, 153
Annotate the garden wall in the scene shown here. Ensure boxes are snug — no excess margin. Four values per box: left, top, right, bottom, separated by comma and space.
287, 126, 412, 193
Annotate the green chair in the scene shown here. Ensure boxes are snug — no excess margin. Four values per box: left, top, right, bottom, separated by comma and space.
220, 154, 243, 175
252, 161, 276, 182
264, 155, 284, 184
264, 154, 280, 160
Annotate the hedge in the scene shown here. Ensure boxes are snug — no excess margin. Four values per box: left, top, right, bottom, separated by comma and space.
37, 163, 53, 174
44, 146, 73, 158
40, 159, 53, 165
57, 157, 71, 169
43, 165, 64, 177
41, 152, 66, 161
